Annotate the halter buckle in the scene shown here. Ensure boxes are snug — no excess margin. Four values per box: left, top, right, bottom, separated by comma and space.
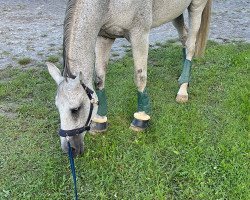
66, 135, 70, 142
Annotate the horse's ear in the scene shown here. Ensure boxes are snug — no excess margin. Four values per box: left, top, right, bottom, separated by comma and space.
46, 62, 64, 85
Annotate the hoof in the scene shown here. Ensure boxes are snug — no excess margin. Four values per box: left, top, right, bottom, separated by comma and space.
176, 94, 188, 103
90, 121, 108, 134
130, 118, 149, 132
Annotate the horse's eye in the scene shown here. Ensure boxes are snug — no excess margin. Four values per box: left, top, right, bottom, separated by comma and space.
71, 106, 81, 114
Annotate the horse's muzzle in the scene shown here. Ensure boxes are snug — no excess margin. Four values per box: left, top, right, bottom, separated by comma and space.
61, 136, 84, 157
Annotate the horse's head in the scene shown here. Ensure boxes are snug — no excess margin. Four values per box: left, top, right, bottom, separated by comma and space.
47, 62, 93, 156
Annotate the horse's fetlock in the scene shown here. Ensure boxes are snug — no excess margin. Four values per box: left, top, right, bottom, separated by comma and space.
137, 88, 151, 114
139, 74, 146, 83
178, 59, 192, 85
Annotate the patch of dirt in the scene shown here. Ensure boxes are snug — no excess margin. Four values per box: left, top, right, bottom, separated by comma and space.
0, 103, 18, 119
0, 0, 249, 69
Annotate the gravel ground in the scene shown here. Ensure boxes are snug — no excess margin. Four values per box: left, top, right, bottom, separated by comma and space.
0, 0, 249, 69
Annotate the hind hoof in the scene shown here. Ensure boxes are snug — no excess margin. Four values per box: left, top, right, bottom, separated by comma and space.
176, 94, 188, 103
130, 118, 149, 132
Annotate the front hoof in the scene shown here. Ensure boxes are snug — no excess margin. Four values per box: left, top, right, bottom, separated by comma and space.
90, 121, 108, 134
176, 94, 188, 103
130, 118, 149, 132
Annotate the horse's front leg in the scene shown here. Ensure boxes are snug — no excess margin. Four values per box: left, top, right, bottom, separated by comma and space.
129, 29, 151, 131
91, 36, 114, 133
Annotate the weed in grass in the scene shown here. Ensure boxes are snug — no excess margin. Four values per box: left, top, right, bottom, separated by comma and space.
47, 55, 59, 63
26, 45, 35, 51
18, 57, 32, 65
48, 47, 56, 52
2, 51, 11, 56
111, 52, 120, 57
6, 64, 13, 68
124, 48, 131, 52
37, 52, 44, 56
155, 42, 163, 46
168, 38, 179, 43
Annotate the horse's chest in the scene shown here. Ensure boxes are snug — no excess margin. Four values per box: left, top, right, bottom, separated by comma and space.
98, 0, 192, 38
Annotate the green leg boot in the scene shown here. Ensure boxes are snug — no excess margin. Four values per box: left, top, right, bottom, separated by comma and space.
91, 89, 108, 133
130, 88, 151, 131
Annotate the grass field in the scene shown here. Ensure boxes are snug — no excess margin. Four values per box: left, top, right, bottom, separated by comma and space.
0, 41, 249, 199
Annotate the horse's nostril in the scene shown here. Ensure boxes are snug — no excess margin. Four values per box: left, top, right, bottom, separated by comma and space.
71, 147, 77, 157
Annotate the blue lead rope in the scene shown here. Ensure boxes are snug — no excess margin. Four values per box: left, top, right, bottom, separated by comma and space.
67, 141, 78, 200
60, 82, 94, 200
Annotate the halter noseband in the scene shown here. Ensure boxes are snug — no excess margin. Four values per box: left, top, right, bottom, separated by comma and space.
58, 82, 95, 137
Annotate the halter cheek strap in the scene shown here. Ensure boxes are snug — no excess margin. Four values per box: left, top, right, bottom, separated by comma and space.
58, 82, 94, 137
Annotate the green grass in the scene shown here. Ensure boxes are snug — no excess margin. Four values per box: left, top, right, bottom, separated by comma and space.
0, 42, 249, 199
18, 57, 32, 65
47, 55, 60, 63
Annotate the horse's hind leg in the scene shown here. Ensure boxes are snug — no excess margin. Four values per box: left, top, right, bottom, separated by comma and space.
129, 29, 151, 131
172, 14, 189, 103
172, 14, 188, 48
91, 36, 114, 133
176, 1, 208, 103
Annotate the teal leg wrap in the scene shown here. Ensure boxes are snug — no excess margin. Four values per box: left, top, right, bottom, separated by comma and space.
178, 59, 192, 85
96, 89, 107, 116
137, 88, 151, 114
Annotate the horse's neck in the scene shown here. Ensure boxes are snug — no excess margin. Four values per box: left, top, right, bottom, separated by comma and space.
63, 0, 107, 87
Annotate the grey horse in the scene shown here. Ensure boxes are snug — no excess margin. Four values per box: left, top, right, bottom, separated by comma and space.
47, 0, 212, 155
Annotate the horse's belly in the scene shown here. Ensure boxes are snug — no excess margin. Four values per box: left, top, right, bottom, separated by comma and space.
99, 0, 192, 38
152, 0, 192, 28
99, 1, 137, 38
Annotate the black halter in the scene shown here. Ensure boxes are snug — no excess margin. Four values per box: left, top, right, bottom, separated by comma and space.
58, 82, 94, 137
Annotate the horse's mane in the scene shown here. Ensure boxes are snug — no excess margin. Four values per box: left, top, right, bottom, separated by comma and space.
63, 0, 79, 78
